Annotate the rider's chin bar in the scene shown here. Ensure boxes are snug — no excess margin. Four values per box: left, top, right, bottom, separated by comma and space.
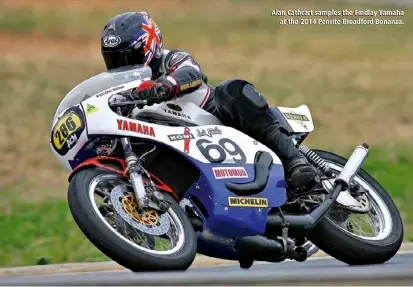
266, 143, 370, 238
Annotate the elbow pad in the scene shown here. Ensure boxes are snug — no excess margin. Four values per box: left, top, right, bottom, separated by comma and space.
168, 66, 203, 97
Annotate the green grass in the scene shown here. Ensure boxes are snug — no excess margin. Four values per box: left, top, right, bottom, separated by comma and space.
0, 197, 109, 267
0, 0, 412, 267
361, 146, 413, 199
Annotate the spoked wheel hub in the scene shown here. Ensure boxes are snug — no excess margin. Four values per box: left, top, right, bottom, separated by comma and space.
122, 194, 160, 226
110, 185, 171, 236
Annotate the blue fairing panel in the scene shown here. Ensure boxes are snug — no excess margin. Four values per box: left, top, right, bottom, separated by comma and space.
183, 161, 287, 238
200, 163, 286, 207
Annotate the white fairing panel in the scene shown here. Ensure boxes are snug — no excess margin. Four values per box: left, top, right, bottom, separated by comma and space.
277, 105, 315, 133
49, 104, 90, 171
50, 64, 153, 171
131, 96, 222, 126
82, 92, 282, 166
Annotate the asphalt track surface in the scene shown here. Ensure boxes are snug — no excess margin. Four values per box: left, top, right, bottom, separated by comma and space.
1, 252, 413, 286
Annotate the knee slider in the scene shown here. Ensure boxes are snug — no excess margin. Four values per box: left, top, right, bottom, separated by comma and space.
215, 79, 268, 109
241, 84, 267, 109
225, 79, 250, 96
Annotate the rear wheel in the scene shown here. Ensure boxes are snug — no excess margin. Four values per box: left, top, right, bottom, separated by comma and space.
308, 150, 403, 265
68, 167, 197, 272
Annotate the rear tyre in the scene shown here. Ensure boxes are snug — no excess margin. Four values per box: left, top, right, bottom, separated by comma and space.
68, 167, 197, 272
308, 150, 403, 265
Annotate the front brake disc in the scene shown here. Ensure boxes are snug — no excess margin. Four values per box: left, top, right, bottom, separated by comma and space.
110, 185, 170, 235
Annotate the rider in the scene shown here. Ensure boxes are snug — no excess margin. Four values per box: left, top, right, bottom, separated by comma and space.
101, 11, 318, 195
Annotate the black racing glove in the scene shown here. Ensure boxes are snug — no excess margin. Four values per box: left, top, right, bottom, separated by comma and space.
132, 77, 179, 105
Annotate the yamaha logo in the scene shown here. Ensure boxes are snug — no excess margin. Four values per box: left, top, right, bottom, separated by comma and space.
166, 103, 182, 112
103, 36, 121, 48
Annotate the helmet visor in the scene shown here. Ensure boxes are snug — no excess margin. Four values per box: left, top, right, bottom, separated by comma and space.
102, 48, 145, 70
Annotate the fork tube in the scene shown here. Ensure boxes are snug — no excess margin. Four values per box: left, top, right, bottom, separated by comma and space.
120, 137, 133, 154
120, 137, 148, 209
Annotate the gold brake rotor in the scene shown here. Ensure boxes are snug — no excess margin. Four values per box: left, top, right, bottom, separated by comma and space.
121, 194, 159, 226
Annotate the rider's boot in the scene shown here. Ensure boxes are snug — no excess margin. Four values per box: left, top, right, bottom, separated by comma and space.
262, 124, 319, 195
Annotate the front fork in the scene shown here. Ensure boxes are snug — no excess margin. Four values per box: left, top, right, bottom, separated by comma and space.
120, 137, 149, 210
115, 103, 170, 212
120, 136, 171, 213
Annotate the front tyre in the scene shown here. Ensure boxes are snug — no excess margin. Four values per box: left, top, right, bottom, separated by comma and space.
308, 150, 404, 265
68, 167, 197, 272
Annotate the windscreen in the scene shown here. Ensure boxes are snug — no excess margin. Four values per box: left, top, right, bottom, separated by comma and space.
53, 64, 152, 122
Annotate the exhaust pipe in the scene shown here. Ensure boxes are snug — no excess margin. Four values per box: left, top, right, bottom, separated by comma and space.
234, 235, 285, 262
335, 143, 369, 190
266, 144, 369, 237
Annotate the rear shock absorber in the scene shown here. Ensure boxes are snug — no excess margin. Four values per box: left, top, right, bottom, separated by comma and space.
298, 144, 332, 175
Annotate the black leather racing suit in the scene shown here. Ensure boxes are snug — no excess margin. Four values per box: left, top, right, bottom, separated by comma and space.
147, 48, 318, 192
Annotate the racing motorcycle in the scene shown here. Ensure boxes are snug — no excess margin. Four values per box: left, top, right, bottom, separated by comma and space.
50, 64, 403, 271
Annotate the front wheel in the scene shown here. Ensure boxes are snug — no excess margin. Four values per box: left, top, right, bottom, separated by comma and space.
68, 167, 197, 272
308, 150, 404, 265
